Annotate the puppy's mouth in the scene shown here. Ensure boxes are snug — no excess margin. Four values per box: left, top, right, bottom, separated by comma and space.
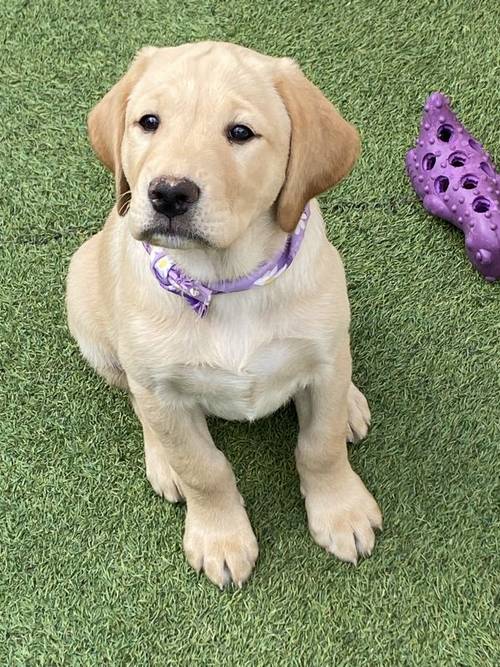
136, 217, 210, 249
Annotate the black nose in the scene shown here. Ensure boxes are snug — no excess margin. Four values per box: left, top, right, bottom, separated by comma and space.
148, 177, 200, 218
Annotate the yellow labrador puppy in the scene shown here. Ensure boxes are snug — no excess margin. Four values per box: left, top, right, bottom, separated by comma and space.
66, 42, 381, 588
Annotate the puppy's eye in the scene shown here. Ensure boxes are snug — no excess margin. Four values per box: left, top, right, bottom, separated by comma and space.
227, 124, 255, 143
138, 114, 160, 132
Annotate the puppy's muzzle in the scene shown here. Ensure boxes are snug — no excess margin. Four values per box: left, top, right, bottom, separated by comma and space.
148, 177, 200, 218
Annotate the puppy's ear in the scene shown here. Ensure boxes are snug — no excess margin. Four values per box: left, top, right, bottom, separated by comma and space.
274, 59, 360, 232
87, 47, 156, 215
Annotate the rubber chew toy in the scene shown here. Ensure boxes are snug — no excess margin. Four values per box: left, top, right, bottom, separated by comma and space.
406, 92, 500, 282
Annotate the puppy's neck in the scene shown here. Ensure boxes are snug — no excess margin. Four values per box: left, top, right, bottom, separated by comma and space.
162, 212, 288, 284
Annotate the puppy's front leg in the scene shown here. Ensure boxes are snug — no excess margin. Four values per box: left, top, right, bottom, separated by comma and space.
294, 340, 382, 564
130, 381, 258, 588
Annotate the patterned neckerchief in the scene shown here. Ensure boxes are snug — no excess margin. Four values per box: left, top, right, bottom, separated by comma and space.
143, 204, 310, 317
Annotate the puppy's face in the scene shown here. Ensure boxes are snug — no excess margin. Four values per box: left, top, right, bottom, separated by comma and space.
124, 44, 290, 248
88, 42, 360, 249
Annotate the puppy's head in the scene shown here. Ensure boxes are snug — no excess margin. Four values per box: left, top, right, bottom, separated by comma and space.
88, 42, 360, 249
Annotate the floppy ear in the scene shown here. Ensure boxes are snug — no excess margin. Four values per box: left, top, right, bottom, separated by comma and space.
274, 59, 361, 232
87, 47, 156, 216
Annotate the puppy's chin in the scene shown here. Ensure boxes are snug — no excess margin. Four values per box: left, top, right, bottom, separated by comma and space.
129, 214, 210, 249
144, 232, 207, 250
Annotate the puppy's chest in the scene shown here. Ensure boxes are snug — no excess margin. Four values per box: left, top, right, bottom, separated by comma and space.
158, 336, 321, 421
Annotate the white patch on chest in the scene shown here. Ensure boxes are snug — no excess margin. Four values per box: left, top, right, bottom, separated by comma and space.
161, 338, 320, 421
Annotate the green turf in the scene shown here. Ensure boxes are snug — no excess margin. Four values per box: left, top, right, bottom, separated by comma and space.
1, 0, 499, 664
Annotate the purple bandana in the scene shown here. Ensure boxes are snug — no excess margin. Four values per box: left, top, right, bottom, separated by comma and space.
143, 204, 310, 317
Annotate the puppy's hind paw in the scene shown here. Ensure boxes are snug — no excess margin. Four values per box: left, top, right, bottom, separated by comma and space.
145, 446, 184, 503
347, 382, 371, 444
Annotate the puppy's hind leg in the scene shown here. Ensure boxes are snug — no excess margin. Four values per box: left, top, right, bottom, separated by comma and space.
66, 233, 128, 390
133, 398, 184, 503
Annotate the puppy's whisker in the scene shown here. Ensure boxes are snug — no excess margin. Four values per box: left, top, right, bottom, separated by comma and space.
118, 190, 132, 215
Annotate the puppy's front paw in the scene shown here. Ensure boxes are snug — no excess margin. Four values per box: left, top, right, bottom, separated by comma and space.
183, 502, 258, 589
304, 467, 382, 564
347, 383, 371, 443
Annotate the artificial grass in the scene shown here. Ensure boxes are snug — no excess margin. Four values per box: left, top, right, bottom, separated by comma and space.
1, 0, 499, 664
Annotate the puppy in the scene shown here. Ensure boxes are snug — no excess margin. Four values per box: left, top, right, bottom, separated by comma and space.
66, 42, 382, 588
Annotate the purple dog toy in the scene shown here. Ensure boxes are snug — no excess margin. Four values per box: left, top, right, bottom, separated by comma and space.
406, 92, 500, 282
